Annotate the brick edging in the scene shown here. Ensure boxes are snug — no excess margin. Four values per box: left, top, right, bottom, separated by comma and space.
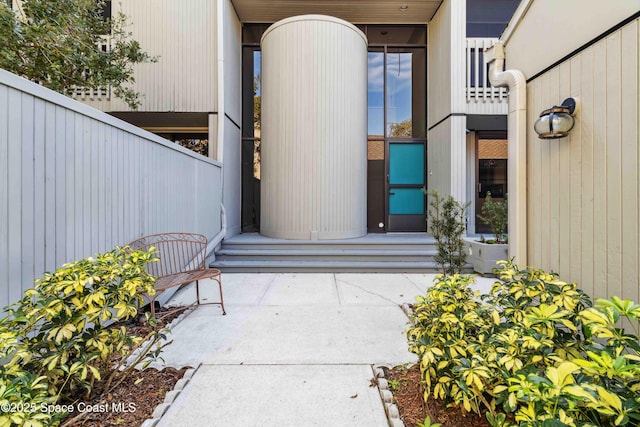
127, 307, 198, 427
374, 366, 405, 427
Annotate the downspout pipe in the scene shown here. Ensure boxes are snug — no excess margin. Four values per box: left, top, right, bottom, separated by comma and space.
486, 42, 527, 265
207, 204, 227, 261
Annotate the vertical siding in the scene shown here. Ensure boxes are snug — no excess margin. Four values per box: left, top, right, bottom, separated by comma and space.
426, 0, 467, 201
0, 70, 223, 310
99, 0, 217, 112
426, 119, 452, 197
223, 0, 242, 126
427, 0, 452, 125
260, 16, 368, 240
526, 19, 639, 302
221, 0, 242, 237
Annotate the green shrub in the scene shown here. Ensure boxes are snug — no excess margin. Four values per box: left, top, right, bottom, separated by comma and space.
477, 191, 508, 244
426, 190, 470, 275
0, 246, 159, 427
407, 261, 640, 426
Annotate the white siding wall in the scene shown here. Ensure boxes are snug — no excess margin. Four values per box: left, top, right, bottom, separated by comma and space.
505, 0, 640, 79
427, 119, 453, 196
426, 0, 467, 201
0, 70, 223, 309
221, 0, 242, 237
86, 0, 218, 113
428, 0, 453, 124
525, 18, 639, 303
260, 16, 368, 239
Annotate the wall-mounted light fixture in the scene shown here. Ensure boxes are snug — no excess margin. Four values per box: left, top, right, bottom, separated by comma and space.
533, 97, 577, 139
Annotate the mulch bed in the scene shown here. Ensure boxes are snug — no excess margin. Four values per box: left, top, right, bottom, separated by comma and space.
60, 307, 191, 427
384, 364, 492, 427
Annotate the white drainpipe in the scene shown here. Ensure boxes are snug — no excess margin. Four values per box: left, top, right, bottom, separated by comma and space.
207, 204, 227, 260
486, 42, 527, 265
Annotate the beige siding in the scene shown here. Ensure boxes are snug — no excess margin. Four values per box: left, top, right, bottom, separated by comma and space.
223, 0, 242, 125
260, 16, 368, 239
426, 0, 467, 201
106, 0, 217, 112
427, 119, 452, 197
526, 19, 639, 302
220, 0, 243, 236
505, 0, 640, 79
427, 0, 466, 126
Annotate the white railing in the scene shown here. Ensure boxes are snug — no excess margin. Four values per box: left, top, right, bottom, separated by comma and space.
67, 36, 112, 101
466, 38, 507, 104
0, 69, 222, 310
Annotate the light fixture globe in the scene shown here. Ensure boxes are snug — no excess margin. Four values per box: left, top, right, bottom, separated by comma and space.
534, 98, 577, 139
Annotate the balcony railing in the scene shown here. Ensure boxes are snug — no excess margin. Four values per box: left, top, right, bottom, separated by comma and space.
466, 38, 507, 105
67, 36, 112, 101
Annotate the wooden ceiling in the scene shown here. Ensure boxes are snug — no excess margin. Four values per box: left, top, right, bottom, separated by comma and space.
231, 1, 443, 24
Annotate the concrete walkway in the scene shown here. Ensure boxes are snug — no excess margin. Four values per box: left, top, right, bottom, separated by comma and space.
153, 273, 494, 426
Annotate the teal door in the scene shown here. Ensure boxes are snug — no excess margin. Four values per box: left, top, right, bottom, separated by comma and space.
388, 142, 426, 231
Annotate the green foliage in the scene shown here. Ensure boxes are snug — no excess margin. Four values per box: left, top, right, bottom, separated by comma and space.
389, 119, 413, 137
0, 247, 159, 426
426, 190, 471, 275
407, 261, 640, 426
0, 0, 155, 109
416, 416, 442, 427
477, 191, 508, 244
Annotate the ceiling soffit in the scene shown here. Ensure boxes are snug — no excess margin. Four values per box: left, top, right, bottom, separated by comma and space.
231, 1, 443, 24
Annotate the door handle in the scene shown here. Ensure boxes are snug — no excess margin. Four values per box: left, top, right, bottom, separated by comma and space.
389, 192, 395, 195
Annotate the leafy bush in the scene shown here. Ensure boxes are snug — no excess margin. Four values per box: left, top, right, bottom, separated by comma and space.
0, 246, 159, 426
426, 190, 470, 275
407, 261, 640, 426
477, 191, 508, 244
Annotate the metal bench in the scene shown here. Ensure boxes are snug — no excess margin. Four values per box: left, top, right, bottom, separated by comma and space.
128, 232, 226, 316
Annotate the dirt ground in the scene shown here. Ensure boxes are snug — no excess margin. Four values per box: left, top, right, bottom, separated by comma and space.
60, 308, 190, 427
384, 364, 492, 427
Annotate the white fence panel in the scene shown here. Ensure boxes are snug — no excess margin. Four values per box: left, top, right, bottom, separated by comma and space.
0, 69, 222, 309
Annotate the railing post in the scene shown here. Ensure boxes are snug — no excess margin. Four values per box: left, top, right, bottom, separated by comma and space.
466, 37, 507, 107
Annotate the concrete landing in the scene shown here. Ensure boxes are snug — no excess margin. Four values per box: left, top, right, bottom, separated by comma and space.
152, 273, 496, 426
156, 365, 388, 427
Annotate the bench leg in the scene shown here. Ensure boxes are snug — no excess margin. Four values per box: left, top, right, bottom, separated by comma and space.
150, 295, 157, 318
216, 275, 226, 315
195, 277, 226, 315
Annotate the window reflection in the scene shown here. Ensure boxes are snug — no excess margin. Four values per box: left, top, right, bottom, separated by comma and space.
367, 51, 384, 138
253, 51, 261, 139
367, 46, 425, 140
386, 52, 413, 137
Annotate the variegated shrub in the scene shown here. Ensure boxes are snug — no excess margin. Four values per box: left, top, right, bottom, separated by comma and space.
0, 246, 158, 427
407, 260, 640, 426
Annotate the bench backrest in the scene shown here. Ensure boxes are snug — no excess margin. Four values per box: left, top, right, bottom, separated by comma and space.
128, 232, 209, 278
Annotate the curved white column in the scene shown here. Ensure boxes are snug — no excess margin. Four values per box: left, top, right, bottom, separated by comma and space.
260, 15, 368, 240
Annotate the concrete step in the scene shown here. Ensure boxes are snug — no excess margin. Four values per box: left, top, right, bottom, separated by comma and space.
211, 232, 450, 273
210, 259, 446, 273
220, 242, 436, 251
215, 248, 438, 262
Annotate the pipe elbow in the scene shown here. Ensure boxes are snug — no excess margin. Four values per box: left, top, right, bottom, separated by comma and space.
487, 43, 526, 110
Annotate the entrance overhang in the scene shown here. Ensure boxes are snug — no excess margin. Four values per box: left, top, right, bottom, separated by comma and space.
231, 0, 443, 24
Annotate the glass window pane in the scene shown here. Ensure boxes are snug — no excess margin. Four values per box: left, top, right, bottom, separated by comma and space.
386, 52, 413, 137
253, 51, 261, 138
389, 188, 425, 214
389, 143, 424, 185
368, 51, 384, 138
